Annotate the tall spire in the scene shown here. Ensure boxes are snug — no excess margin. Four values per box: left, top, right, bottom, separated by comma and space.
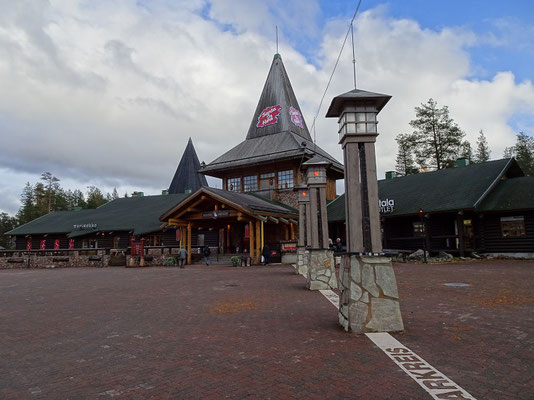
168, 138, 208, 194
246, 54, 312, 141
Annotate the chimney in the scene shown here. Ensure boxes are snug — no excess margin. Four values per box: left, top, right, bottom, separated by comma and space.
161, 189, 169, 195
456, 157, 469, 167
385, 171, 397, 180
132, 191, 144, 197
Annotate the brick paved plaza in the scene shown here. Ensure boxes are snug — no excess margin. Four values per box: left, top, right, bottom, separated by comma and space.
0, 260, 533, 399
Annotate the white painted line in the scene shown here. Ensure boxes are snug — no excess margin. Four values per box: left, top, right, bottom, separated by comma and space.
319, 289, 339, 307
366, 333, 476, 399
318, 290, 476, 400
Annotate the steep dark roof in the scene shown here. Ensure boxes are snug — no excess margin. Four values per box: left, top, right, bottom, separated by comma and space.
202, 54, 343, 178
246, 53, 312, 141
477, 176, 534, 212
7, 194, 189, 237
168, 138, 208, 194
328, 159, 523, 221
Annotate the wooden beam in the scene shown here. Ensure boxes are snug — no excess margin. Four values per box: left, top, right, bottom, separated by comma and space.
175, 196, 207, 219
290, 222, 295, 240
249, 221, 254, 263
187, 223, 192, 264
268, 216, 279, 224
168, 218, 187, 226
279, 217, 289, 224
255, 220, 261, 264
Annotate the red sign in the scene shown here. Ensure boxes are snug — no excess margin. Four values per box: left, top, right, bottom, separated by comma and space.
131, 240, 144, 256
26, 239, 32, 251
176, 229, 182, 242
281, 242, 297, 251
289, 106, 304, 128
256, 105, 281, 128
68, 239, 75, 249
54, 239, 60, 250
40, 240, 46, 250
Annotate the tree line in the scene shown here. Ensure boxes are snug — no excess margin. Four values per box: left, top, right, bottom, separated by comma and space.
0, 173, 121, 248
395, 98, 534, 176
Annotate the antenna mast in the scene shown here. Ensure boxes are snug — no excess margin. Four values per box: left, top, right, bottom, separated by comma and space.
276, 26, 279, 53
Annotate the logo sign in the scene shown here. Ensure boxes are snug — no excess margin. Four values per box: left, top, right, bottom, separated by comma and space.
257, 105, 282, 128
73, 223, 97, 230
40, 240, 46, 250
289, 106, 304, 128
68, 239, 75, 249
379, 198, 395, 214
54, 239, 60, 250
202, 210, 230, 219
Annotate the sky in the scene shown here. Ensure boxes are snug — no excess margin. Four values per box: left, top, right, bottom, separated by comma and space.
0, 0, 533, 215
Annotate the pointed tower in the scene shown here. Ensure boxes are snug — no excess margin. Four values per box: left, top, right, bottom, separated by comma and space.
201, 54, 343, 206
168, 138, 208, 194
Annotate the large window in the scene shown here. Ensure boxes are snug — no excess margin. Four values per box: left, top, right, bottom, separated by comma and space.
243, 175, 258, 192
227, 177, 241, 192
500, 216, 526, 237
277, 170, 294, 189
412, 222, 425, 237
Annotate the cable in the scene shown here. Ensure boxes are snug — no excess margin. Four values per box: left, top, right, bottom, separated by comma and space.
310, 0, 363, 142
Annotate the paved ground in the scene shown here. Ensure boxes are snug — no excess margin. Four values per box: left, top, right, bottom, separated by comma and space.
0, 260, 532, 399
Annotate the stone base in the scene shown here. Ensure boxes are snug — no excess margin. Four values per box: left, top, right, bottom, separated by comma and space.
296, 246, 309, 276
339, 255, 403, 333
306, 249, 337, 290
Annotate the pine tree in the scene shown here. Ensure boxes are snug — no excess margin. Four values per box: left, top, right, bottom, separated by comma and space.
474, 130, 491, 163
86, 186, 108, 209
111, 188, 119, 200
395, 134, 418, 175
16, 183, 37, 225
41, 172, 60, 212
459, 141, 473, 163
514, 132, 534, 175
0, 212, 17, 249
409, 98, 466, 170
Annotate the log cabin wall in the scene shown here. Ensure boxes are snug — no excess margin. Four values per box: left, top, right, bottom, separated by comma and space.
480, 211, 534, 253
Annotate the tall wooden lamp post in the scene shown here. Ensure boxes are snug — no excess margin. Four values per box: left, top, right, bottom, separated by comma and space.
295, 184, 310, 276
326, 89, 403, 333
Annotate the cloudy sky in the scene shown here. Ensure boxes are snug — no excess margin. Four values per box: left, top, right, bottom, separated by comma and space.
1, 0, 533, 215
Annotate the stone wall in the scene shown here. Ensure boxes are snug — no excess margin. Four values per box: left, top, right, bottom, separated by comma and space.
0, 249, 178, 269
277, 189, 298, 208
296, 246, 309, 276
306, 249, 337, 290
338, 255, 403, 333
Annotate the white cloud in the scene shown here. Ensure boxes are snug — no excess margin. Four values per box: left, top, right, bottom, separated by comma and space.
0, 1, 532, 215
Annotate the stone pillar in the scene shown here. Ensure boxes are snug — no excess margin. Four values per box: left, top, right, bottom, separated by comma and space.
302, 158, 337, 290
338, 254, 403, 333
295, 185, 310, 276
326, 87, 403, 332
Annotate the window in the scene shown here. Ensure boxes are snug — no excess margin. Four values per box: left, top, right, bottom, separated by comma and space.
277, 170, 294, 189
500, 216, 526, 238
259, 172, 275, 191
243, 175, 258, 192
227, 177, 241, 192
413, 222, 425, 237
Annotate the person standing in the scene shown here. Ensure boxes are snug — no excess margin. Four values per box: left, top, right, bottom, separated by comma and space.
202, 246, 211, 266
178, 247, 187, 268
262, 244, 271, 266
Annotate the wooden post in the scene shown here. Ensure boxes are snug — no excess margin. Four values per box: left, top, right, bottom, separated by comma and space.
364, 143, 382, 253
319, 186, 329, 249
290, 223, 295, 240
310, 187, 319, 248
261, 220, 264, 250
255, 220, 261, 264
344, 142, 363, 253
187, 223, 192, 264
284, 224, 289, 241
249, 221, 254, 263
457, 213, 465, 257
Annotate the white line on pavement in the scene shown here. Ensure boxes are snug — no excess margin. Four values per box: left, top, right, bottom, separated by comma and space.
318, 289, 476, 400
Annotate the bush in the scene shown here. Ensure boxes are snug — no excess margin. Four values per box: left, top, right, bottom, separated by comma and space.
230, 256, 240, 267
165, 257, 177, 266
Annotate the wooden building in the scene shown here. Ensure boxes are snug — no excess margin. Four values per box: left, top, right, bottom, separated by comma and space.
328, 158, 534, 256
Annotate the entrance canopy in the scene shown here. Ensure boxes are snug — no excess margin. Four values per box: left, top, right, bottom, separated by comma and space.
160, 187, 297, 264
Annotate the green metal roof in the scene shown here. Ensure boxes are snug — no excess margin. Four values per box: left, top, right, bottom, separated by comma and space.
477, 176, 534, 212
7, 194, 190, 237
328, 158, 524, 221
